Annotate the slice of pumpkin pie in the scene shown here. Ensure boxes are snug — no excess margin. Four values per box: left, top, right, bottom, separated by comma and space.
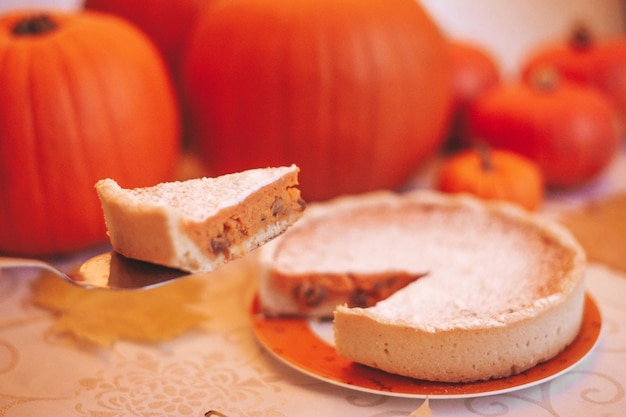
96, 165, 305, 273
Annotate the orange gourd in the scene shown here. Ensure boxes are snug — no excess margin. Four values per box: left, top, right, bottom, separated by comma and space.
182, 0, 452, 201
467, 70, 620, 188
84, 0, 213, 143
437, 146, 544, 211
0, 11, 180, 256
522, 24, 626, 130
84, 0, 210, 82
446, 40, 500, 149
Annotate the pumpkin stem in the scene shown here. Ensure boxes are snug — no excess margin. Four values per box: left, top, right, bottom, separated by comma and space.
475, 142, 493, 172
570, 23, 593, 50
12, 14, 58, 36
529, 66, 561, 92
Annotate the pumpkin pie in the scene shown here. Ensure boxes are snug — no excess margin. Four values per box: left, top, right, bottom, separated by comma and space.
96, 165, 305, 273
258, 191, 586, 382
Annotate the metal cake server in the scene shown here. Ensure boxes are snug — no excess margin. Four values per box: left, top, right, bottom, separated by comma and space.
0, 251, 191, 290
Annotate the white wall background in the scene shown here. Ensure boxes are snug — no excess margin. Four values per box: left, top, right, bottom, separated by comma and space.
0, 0, 80, 12
419, 0, 626, 79
1, 0, 625, 79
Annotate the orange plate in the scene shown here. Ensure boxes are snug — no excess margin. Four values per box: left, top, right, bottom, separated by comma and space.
250, 294, 602, 399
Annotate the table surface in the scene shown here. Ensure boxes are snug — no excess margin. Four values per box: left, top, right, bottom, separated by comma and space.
1, 147, 626, 417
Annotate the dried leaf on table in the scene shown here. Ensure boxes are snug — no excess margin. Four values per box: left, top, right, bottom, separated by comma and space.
30, 270, 212, 347
559, 192, 626, 272
409, 397, 432, 417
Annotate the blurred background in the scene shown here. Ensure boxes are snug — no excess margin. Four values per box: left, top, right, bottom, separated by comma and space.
1, 0, 624, 79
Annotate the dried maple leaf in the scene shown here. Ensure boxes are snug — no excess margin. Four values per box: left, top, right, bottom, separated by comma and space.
409, 397, 432, 417
30, 270, 211, 347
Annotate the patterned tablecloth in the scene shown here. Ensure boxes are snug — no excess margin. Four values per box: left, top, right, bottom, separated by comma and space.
1, 147, 625, 417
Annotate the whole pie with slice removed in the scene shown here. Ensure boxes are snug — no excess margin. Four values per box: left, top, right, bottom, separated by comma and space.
258, 191, 587, 382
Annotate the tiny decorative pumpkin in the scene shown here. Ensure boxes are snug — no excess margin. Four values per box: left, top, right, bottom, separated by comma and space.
467, 70, 620, 188
437, 146, 544, 211
0, 11, 180, 256
521, 24, 626, 130
446, 40, 500, 149
182, 0, 452, 201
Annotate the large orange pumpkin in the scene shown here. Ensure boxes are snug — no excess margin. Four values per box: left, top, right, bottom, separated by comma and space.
84, 0, 210, 80
84, 0, 212, 140
182, 0, 452, 201
0, 11, 180, 256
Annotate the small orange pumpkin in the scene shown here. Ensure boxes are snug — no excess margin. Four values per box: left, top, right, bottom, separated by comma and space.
446, 40, 500, 149
437, 146, 544, 211
182, 0, 452, 201
467, 70, 620, 188
0, 11, 180, 256
521, 24, 626, 130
